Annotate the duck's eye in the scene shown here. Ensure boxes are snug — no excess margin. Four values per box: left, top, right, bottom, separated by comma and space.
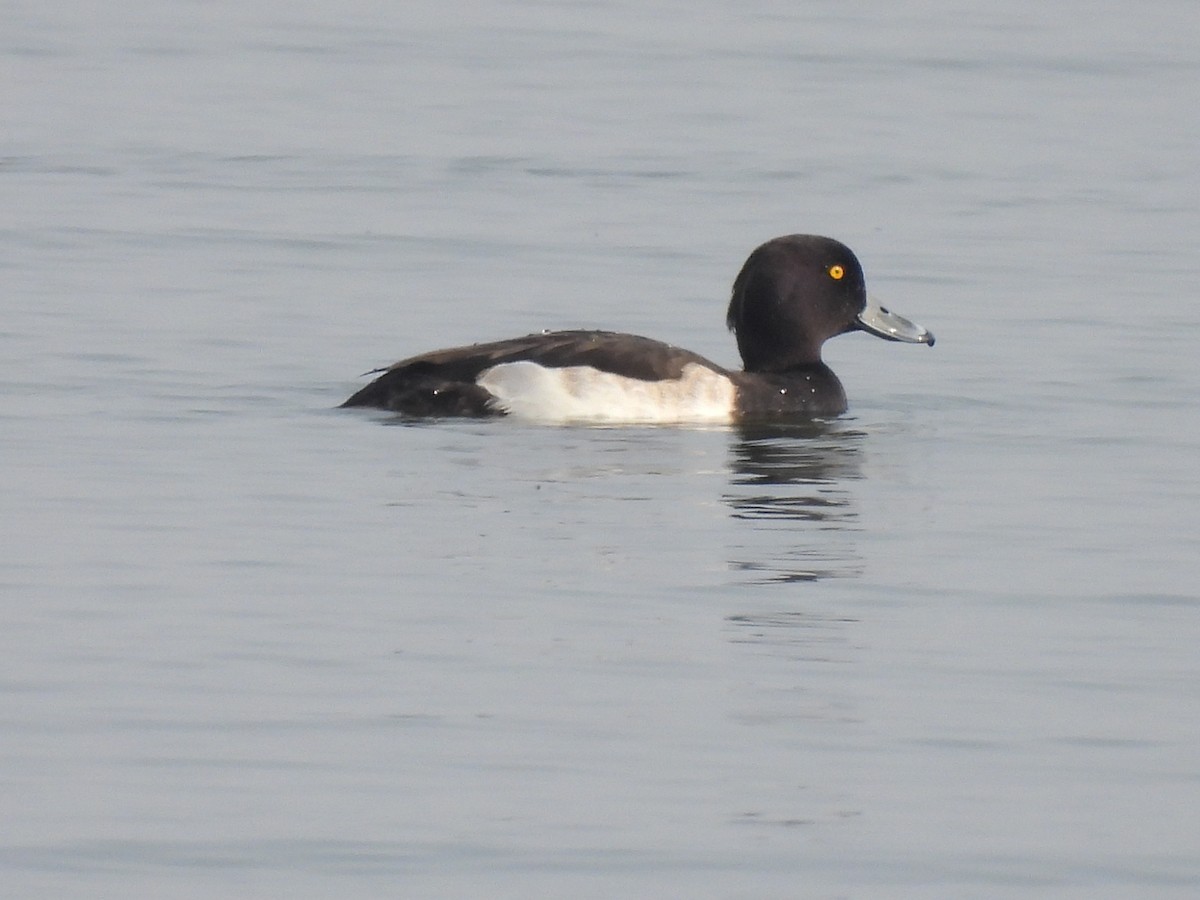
828, 265, 845, 280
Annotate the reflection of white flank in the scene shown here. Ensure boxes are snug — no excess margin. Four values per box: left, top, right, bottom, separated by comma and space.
477, 361, 736, 424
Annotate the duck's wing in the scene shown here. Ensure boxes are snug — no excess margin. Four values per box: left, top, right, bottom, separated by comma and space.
341, 330, 725, 415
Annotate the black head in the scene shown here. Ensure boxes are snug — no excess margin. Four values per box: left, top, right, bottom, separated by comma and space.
726, 235, 868, 373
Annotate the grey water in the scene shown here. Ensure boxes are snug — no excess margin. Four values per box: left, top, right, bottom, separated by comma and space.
3, 1, 1199, 896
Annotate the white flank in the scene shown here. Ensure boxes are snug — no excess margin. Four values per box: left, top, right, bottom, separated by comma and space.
476, 361, 736, 424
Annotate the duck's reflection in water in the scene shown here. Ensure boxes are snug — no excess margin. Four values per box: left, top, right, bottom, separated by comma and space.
723, 422, 866, 665
723, 421, 864, 585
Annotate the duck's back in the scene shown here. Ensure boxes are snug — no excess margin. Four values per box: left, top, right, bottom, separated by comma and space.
340, 329, 729, 418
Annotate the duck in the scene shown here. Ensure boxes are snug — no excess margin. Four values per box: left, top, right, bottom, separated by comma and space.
341, 234, 933, 423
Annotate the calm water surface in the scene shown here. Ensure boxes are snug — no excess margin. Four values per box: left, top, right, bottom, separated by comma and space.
4, 1, 1199, 897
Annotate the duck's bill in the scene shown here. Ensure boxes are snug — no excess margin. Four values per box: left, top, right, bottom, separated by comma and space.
857, 296, 935, 346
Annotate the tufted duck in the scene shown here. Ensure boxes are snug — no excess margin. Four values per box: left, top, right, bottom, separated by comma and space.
341, 234, 933, 423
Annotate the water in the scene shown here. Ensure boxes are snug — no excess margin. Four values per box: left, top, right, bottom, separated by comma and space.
4, 1, 1199, 896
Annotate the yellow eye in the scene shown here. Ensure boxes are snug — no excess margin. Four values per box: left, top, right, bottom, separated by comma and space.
829, 265, 845, 280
